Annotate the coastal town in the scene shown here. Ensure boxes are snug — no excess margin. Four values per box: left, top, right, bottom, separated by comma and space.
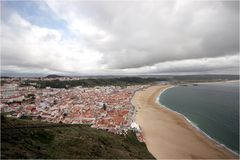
0, 77, 148, 141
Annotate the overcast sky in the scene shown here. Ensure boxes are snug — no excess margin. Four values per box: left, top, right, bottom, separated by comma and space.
1, 0, 239, 75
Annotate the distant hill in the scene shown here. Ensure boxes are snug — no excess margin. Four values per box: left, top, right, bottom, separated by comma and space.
45, 74, 64, 78
1, 116, 155, 159
22, 77, 162, 88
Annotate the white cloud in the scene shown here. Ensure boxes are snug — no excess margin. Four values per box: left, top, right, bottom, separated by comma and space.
1, 12, 103, 74
123, 55, 239, 74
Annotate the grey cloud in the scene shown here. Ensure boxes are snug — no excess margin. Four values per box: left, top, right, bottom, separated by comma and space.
47, 1, 239, 69
1, 1, 239, 75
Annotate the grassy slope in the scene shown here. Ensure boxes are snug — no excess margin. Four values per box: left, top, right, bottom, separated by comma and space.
1, 117, 155, 159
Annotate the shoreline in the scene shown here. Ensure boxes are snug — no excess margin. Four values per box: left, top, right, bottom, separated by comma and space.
132, 84, 238, 159
157, 85, 239, 156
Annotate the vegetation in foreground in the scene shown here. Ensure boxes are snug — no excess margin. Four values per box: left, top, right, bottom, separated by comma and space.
1, 116, 155, 159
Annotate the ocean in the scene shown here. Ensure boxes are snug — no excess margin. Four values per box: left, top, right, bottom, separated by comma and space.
159, 81, 239, 154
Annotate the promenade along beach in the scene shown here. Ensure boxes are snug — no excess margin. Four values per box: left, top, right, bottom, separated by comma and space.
132, 84, 238, 159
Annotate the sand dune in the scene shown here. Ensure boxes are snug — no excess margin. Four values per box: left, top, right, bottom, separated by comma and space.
132, 85, 238, 159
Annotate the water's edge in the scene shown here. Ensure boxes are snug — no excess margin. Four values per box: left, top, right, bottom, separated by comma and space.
156, 85, 239, 156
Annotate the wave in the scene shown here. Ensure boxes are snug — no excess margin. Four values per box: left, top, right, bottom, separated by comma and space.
157, 86, 239, 156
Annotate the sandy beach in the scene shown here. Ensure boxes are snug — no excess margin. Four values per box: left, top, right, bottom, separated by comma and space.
132, 85, 238, 159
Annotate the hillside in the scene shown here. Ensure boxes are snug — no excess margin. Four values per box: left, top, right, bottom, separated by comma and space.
46, 74, 64, 78
22, 77, 161, 88
1, 116, 155, 159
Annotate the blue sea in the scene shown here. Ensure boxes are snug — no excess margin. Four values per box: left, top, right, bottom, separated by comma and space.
159, 81, 239, 154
